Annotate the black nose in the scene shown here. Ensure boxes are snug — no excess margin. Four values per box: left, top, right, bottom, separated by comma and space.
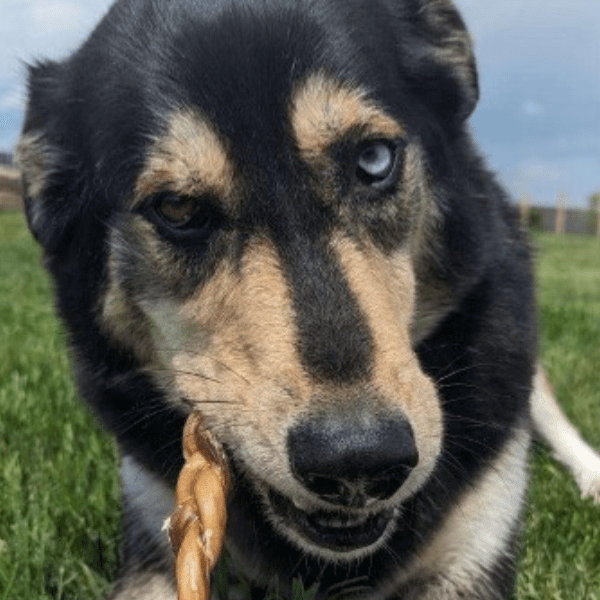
288, 411, 418, 507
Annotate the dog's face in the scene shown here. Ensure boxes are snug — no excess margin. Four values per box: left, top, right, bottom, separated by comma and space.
110, 73, 448, 560
17, 0, 496, 573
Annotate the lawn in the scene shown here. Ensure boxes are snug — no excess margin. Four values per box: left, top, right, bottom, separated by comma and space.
519, 233, 600, 599
1, 210, 599, 599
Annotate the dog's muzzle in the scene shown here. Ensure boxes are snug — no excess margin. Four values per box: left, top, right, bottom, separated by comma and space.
271, 409, 417, 552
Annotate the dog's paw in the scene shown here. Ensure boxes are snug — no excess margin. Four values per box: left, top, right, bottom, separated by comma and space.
574, 467, 600, 503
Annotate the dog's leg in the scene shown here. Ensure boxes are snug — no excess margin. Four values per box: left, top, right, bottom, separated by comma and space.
531, 364, 600, 502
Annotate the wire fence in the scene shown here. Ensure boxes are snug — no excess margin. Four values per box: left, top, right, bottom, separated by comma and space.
520, 193, 600, 238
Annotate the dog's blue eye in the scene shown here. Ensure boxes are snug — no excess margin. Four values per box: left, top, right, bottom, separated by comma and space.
356, 141, 397, 183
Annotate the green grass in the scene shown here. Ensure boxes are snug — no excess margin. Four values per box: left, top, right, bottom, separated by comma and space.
1, 212, 599, 599
517, 233, 600, 600
0, 212, 119, 600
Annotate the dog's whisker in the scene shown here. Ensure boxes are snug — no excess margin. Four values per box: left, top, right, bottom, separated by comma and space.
149, 365, 224, 385
434, 362, 498, 384
211, 359, 251, 386
151, 350, 252, 386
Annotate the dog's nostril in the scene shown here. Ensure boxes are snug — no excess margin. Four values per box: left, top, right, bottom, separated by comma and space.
305, 474, 347, 500
288, 411, 418, 506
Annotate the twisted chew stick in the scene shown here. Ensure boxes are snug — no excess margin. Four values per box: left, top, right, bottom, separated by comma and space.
168, 413, 230, 600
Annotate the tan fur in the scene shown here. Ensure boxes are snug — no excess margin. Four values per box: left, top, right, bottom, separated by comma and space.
291, 73, 405, 161
14, 132, 54, 236
15, 132, 51, 201
331, 234, 443, 501
135, 108, 237, 210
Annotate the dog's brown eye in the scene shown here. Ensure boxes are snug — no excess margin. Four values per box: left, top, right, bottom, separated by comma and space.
356, 141, 397, 184
141, 192, 226, 247
155, 195, 199, 227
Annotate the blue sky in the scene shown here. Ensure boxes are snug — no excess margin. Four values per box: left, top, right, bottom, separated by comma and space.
1, 0, 598, 206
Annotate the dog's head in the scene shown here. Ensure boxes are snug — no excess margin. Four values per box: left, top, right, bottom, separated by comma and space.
18, 0, 482, 566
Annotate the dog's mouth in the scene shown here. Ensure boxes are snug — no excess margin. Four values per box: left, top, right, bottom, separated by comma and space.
267, 488, 397, 553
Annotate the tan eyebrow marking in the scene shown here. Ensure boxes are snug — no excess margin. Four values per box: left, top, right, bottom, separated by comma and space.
134, 108, 236, 208
290, 73, 405, 159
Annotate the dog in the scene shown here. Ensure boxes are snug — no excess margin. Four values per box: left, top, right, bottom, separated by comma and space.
15, 0, 599, 598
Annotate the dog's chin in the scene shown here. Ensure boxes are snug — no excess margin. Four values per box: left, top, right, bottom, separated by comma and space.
264, 487, 399, 560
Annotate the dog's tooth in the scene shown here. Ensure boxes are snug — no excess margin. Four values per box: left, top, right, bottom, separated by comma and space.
316, 516, 341, 528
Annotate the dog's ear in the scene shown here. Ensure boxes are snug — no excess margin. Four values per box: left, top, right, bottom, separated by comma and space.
16, 60, 85, 254
402, 0, 479, 122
